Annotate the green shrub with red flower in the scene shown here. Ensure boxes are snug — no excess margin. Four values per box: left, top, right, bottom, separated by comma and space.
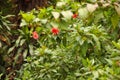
5, 0, 120, 80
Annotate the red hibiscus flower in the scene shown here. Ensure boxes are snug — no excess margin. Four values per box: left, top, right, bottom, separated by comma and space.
51, 27, 59, 35
72, 13, 78, 18
32, 31, 39, 40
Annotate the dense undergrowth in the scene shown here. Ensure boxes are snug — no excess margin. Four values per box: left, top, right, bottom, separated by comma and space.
0, 0, 120, 80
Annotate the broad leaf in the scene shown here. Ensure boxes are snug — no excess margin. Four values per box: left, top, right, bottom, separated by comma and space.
52, 12, 60, 20
78, 8, 89, 19
61, 10, 73, 19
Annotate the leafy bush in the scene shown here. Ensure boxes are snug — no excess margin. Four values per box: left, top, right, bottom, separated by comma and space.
0, 12, 13, 79
3, 0, 120, 80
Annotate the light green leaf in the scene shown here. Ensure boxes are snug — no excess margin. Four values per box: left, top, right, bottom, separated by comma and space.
0, 73, 3, 79
29, 45, 34, 55
112, 41, 120, 49
23, 50, 28, 59
20, 19, 27, 27
0, 41, 2, 48
21, 12, 35, 23
0, 25, 2, 28
78, 8, 89, 19
33, 18, 40, 22
40, 19, 48, 24
105, 58, 113, 65
61, 10, 73, 19
20, 39, 26, 46
8, 46, 15, 54
74, 73, 81, 77
16, 36, 22, 47
92, 71, 99, 79
50, 21, 59, 27
56, 2, 66, 8
22, 70, 30, 80
2, 21, 10, 30
52, 12, 60, 19
97, 69, 104, 75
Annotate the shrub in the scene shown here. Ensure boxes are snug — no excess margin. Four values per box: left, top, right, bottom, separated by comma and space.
5, 0, 120, 79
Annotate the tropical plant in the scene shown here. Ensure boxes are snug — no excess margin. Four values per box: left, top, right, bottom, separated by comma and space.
0, 12, 13, 79
13, 0, 120, 80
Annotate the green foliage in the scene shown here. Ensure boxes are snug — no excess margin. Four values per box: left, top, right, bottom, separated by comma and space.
0, 0, 13, 15
13, 0, 120, 80
1, 0, 120, 80
0, 13, 12, 52
0, 12, 13, 78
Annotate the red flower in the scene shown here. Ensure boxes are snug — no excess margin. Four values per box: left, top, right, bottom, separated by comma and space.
51, 27, 59, 35
32, 31, 39, 40
72, 14, 78, 18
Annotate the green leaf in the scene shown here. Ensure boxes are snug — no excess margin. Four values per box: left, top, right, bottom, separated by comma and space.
29, 45, 34, 55
88, 33, 101, 51
78, 7, 89, 19
2, 21, 10, 30
92, 71, 99, 79
81, 41, 88, 57
22, 70, 30, 80
97, 69, 104, 75
40, 19, 48, 24
0, 41, 2, 48
23, 26, 29, 35
16, 36, 22, 47
94, 12, 104, 24
8, 46, 15, 54
35, 27, 42, 32
0, 25, 2, 28
112, 41, 120, 49
63, 37, 67, 47
38, 8, 47, 18
74, 73, 81, 77
20, 39, 26, 46
50, 21, 59, 27
20, 19, 27, 27
23, 50, 28, 59
33, 18, 40, 22
21, 12, 35, 23
105, 58, 113, 65
0, 73, 3, 79
111, 14, 119, 29
82, 58, 88, 67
